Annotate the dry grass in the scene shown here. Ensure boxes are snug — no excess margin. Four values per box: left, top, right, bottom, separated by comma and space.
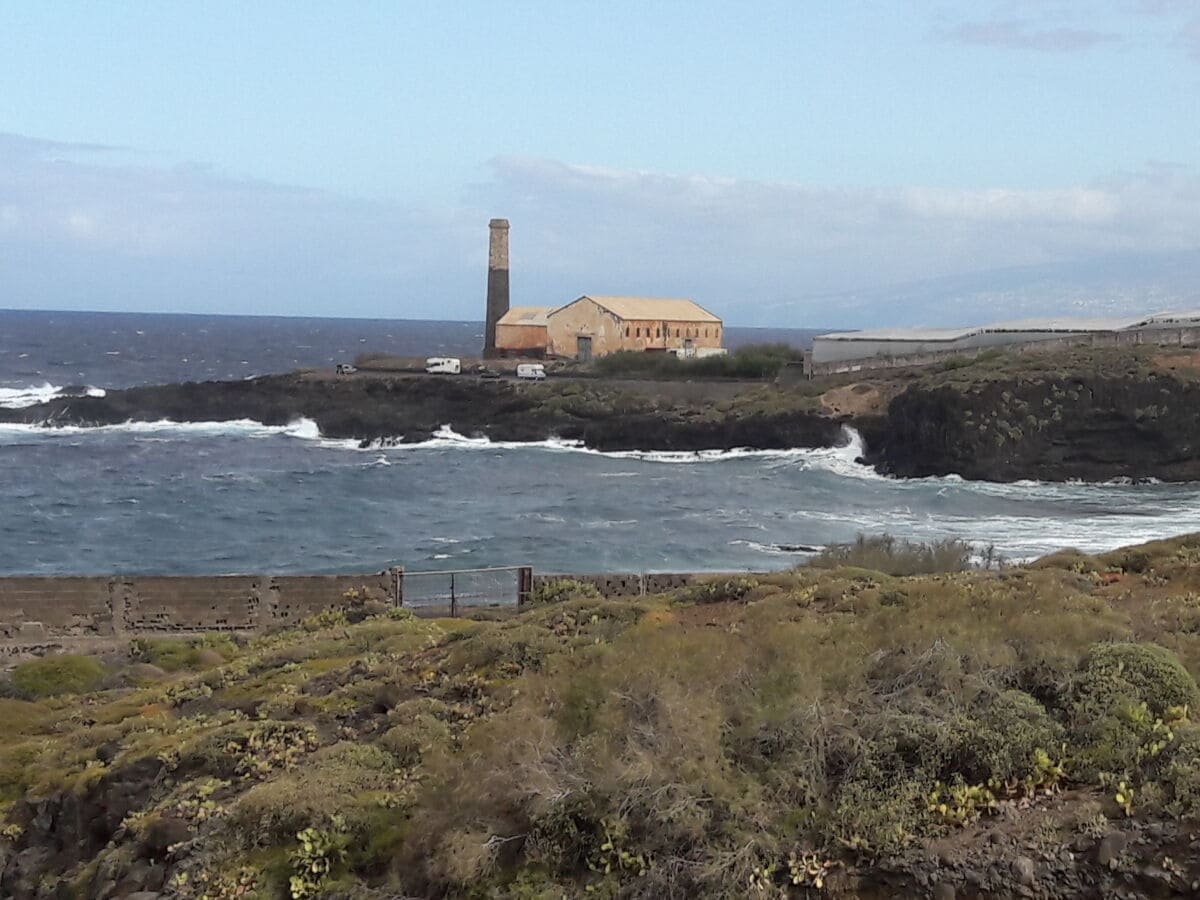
3, 535, 1200, 898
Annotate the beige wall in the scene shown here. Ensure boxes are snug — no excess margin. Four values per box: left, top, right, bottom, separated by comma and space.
547, 298, 626, 357
495, 323, 549, 354
547, 299, 723, 358
620, 319, 722, 352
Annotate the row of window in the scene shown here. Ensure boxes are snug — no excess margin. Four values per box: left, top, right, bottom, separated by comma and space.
625, 325, 715, 339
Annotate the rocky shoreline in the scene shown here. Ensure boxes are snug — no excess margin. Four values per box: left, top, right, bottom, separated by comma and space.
3, 346, 1199, 483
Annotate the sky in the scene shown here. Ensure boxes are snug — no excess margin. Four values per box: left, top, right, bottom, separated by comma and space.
1, 1, 1198, 327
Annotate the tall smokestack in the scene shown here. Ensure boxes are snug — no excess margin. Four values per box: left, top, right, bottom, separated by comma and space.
483, 218, 510, 358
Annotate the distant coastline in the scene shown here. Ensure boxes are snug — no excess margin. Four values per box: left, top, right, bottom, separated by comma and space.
3, 343, 1200, 483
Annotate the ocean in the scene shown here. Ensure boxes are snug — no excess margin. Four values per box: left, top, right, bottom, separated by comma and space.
2, 309, 1198, 576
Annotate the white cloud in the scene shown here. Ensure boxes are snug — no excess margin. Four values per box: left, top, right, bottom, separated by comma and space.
930, 0, 1200, 60
476, 156, 1200, 324
942, 20, 1120, 51
2, 132, 1198, 326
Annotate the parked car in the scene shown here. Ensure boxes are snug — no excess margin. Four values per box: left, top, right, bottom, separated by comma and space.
477, 366, 502, 380
335, 363, 357, 375
425, 357, 462, 375
516, 363, 547, 381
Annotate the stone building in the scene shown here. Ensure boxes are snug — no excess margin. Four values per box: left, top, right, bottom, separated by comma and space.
494, 306, 552, 357
543, 295, 722, 360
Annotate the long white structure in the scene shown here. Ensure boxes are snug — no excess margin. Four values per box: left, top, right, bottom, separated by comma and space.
811, 310, 1200, 366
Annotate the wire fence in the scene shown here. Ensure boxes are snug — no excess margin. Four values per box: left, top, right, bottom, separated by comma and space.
399, 565, 531, 616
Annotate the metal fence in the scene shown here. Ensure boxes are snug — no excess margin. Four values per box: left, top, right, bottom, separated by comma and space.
398, 565, 532, 616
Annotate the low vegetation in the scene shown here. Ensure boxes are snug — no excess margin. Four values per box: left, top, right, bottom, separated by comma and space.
3, 534, 1200, 898
590, 342, 805, 380
809, 533, 977, 575
7, 654, 108, 699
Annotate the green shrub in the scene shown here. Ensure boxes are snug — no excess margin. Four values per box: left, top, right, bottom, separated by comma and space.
590, 343, 804, 380
953, 690, 1063, 785
823, 773, 924, 857
1157, 723, 1200, 820
10, 655, 107, 698
811, 534, 972, 576
1067, 642, 1200, 778
445, 622, 558, 676
381, 712, 453, 766
1112, 549, 1153, 574
673, 577, 759, 605
529, 579, 602, 605
131, 634, 237, 672
1072, 643, 1199, 720
232, 743, 397, 845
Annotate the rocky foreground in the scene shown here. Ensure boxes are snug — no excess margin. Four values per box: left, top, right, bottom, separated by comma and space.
3, 345, 1199, 481
3, 534, 1200, 898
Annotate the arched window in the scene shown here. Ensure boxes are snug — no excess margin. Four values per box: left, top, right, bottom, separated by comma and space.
656, 327, 661, 338
636, 327, 641, 338
675, 328, 680, 337
704, 328, 708, 338
625, 326, 630, 337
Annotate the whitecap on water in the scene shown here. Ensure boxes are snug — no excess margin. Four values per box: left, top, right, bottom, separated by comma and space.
0, 416, 350, 447
0, 383, 61, 409
370, 425, 883, 480
0, 383, 107, 409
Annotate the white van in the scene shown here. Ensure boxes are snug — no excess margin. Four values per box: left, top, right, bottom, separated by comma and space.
516, 363, 546, 381
425, 357, 461, 375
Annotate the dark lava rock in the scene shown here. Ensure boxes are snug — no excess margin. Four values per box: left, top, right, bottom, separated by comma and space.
373, 682, 404, 712
1097, 831, 1128, 868
862, 373, 1200, 482
1013, 855, 1036, 886
139, 815, 192, 859
932, 883, 956, 900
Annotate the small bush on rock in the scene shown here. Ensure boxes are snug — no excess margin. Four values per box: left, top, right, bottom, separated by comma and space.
11, 655, 107, 698
674, 577, 760, 605
1068, 642, 1200, 778
529, 579, 602, 605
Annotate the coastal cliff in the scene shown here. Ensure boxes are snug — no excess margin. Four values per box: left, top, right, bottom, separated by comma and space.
859, 349, 1200, 482
0, 372, 846, 452
3, 346, 1199, 482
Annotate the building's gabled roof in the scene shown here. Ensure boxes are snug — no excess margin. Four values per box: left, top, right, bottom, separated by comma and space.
568, 295, 722, 324
497, 306, 552, 327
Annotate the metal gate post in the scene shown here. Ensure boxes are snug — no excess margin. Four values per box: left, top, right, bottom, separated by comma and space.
518, 566, 532, 606
450, 572, 456, 618
390, 566, 405, 608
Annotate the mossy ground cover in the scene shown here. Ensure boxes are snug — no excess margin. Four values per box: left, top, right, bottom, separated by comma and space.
4, 535, 1200, 898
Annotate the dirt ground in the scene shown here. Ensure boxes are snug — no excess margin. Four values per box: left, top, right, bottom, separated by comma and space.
819, 381, 886, 416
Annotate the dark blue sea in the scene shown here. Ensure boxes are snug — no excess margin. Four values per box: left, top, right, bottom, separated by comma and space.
2, 309, 1198, 576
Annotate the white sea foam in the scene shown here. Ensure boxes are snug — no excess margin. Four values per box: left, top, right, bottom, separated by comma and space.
0, 383, 62, 409
371, 425, 879, 478
0, 383, 107, 409
0, 416, 348, 446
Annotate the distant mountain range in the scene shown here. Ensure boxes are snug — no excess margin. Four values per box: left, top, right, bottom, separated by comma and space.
749, 249, 1200, 330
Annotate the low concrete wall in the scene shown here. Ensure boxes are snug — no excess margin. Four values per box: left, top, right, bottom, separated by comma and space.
0, 577, 115, 639
0, 568, 737, 656
0, 571, 398, 643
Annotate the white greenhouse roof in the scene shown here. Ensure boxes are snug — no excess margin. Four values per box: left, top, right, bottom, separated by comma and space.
818, 309, 1200, 343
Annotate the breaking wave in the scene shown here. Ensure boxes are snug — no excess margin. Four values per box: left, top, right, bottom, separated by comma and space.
0, 416, 355, 449
372, 424, 877, 475
0, 383, 107, 409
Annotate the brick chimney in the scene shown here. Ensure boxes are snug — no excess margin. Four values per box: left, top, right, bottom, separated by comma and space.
483, 218, 510, 358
